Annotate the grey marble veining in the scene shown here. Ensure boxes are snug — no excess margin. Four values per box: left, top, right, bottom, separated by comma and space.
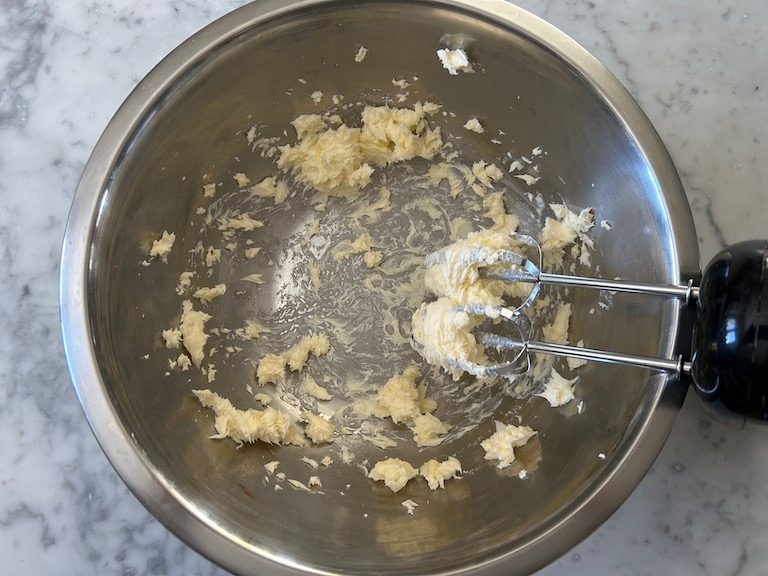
0, 1, 766, 575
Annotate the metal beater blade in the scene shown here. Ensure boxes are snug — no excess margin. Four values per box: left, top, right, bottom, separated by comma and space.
422, 233, 699, 379
427, 233, 699, 309
475, 305, 692, 379
410, 304, 535, 379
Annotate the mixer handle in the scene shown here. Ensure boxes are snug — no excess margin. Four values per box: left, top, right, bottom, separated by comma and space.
690, 240, 768, 418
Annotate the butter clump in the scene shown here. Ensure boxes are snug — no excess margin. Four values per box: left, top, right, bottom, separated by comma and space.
302, 412, 335, 444
411, 298, 488, 381
481, 421, 537, 469
193, 389, 305, 446
374, 364, 426, 424
302, 376, 333, 401
420, 457, 462, 489
372, 365, 449, 447
542, 303, 571, 345
193, 284, 227, 304
540, 203, 595, 268
423, 229, 523, 307
436, 48, 473, 75
368, 458, 418, 492
537, 368, 578, 407
278, 103, 442, 198
256, 333, 331, 385
250, 176, 290, 204
149, 230, 175, 262
178, 300, 211, 366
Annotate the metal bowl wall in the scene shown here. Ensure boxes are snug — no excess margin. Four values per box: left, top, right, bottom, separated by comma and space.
60, 1, 700, 574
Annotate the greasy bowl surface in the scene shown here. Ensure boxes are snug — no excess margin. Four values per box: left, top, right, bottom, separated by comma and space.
60, 0, 699, 575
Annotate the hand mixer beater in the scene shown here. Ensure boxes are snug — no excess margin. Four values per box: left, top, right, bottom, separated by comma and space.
418, 234, 768, 418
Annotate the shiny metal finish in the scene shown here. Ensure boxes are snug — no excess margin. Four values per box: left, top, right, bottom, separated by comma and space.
60, 1, 700, 575
455, 233, 699, 303
537, 274, 699, 302
484, 333, 691, 376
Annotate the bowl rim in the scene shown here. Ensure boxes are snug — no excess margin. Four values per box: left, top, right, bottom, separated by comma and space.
59, 0, 699, 574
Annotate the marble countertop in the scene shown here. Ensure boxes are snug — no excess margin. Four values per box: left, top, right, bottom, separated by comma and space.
2, 0, 766, 574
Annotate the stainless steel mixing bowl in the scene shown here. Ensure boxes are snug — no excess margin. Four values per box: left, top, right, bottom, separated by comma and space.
60, 0, 700, 574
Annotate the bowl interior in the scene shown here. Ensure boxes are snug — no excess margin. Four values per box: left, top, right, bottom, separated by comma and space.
82, 1, 690, 574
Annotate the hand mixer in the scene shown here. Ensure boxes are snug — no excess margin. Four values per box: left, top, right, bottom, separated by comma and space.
420, 234, 768, 418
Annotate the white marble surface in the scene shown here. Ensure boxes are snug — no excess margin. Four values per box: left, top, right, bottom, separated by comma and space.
1, 0, 766, 574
